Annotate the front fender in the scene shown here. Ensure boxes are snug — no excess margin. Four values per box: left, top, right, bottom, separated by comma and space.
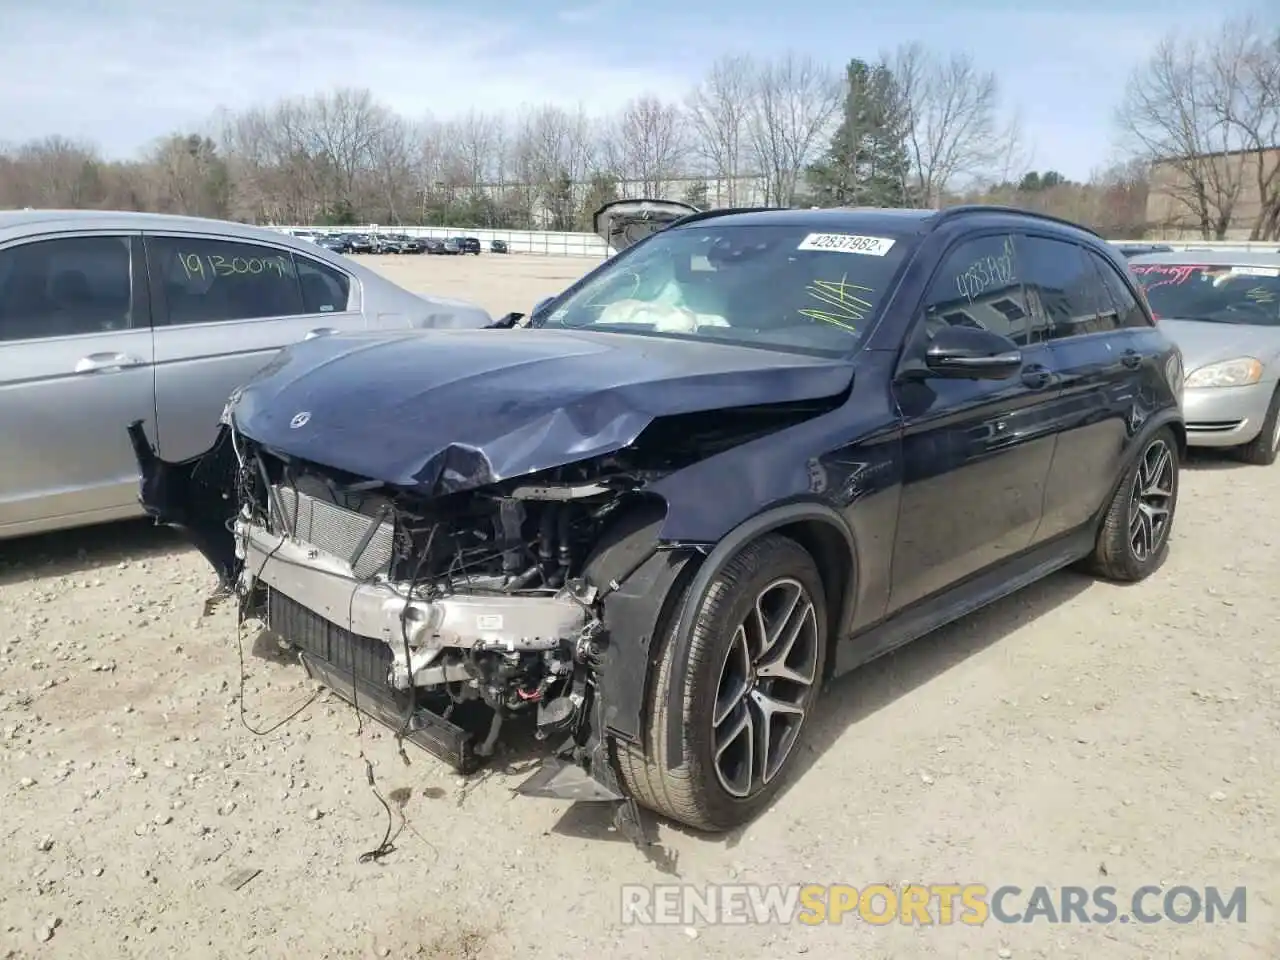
128, 420, 241, 586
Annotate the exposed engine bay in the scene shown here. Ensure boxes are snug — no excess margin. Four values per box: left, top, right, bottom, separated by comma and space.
128, 394, 836, 837
239, 439, 649, 759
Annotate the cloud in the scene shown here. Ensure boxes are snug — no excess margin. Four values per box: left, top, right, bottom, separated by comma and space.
0, 0, 685, 157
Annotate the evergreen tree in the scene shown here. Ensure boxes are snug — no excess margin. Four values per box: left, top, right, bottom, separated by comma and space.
576, 171, 620, 232
807, 58, 910, 208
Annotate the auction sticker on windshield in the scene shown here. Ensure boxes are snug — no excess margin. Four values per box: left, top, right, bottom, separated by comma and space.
1229, 265, 1280, 278
797, 233, 896, 256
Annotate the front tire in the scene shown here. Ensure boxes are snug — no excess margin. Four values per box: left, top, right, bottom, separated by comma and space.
1236, 386, 1280, 466
615, 534, 827, 832
1086, 427, 1179, 582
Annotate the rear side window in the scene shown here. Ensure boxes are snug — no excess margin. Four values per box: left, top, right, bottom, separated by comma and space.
296, 256, 351, 313
1017, 236, 1117, 339
1086, 250, 1151, 328
0, 236, 133, 343
147, 236, 304, 326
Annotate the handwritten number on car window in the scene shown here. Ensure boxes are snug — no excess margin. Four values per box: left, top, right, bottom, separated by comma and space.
178, 252, 290, 281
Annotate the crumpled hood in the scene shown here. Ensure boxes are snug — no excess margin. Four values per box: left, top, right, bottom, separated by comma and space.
229, 327, 854, 494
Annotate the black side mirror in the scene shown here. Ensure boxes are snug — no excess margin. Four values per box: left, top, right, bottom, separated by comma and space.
924, 325, 1023, 379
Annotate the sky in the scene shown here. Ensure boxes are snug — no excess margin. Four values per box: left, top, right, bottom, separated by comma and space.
0, 0, 1270, 182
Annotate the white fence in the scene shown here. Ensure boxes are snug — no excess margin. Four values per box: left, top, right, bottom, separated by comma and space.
274, 225, 610, 258
270, 225, 1280, 259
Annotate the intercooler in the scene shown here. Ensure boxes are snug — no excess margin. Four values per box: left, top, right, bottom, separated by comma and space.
265, 588, 480, 772
266, 588, 392, 690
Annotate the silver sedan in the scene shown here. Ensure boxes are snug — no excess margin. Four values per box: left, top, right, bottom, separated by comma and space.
0, 210, 493, 541
1129, 250, 1280, 465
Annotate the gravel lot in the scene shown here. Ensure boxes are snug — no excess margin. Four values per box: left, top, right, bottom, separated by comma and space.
1, 253, 1277, 959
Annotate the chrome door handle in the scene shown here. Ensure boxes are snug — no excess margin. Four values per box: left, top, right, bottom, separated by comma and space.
305, 327, 338, 340
1020, 364, 1057, 390
75, 353, 145, 373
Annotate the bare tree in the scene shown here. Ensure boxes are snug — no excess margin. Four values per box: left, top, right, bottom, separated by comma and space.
306, 88, 392, 218
992, 107, 1035, 189
446, 110, 504, 194
511, 104, 596, 227
1210, 19, 1280, 239
12, 136, 104, 208
1116, 26, 1254, 239
890, 43, 1004, 207
746, 53, 842, 205
366, 116, 415, 224
145, 133, 230, 218
685, 55, 758, 205
604, 95, 687, 198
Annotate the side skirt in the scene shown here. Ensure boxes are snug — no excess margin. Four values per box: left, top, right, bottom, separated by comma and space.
832, 527, 1095, 677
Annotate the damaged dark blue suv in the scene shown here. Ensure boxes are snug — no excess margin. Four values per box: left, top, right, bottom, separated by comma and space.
129, 201, 1185, 835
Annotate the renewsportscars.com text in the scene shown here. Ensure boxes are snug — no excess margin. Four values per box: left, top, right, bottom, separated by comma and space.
620, 883, 1247, 926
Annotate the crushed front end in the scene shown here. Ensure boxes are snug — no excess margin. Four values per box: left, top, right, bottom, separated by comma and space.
128, 417, 703, 819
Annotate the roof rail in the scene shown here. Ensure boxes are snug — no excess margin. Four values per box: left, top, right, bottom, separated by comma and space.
932, 204, 1105, 240
671, 206, 793, 228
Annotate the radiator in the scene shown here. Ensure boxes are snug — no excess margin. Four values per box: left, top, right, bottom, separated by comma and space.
270, 484, 394, 580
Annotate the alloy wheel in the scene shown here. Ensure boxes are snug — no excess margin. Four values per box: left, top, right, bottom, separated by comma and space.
1271, 408, 1280, 453
1128, 439, 1175, 562
711, 577, 820, 799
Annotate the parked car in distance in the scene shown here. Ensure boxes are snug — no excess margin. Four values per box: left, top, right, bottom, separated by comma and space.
490, 239, 509, 254
0, 209, 494, 542
134, 201, 1184, 835
441, 238, 461, 255
1129, 249, 1280, 464
423, 238, 446, 255
316, 233, 350, 254
1115, 242, 1174, 258
346, 234, 374, 254
453, 236, 481, 255
379, 234, 422, 254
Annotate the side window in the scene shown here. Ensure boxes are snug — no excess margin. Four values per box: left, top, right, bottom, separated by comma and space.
1086, 250, 1151, 329
920, 233, 1038, 345
295, 256, 351, 314
0, 236, 133, 343
147, 236, 304, 326
1018, 236, 1117, 339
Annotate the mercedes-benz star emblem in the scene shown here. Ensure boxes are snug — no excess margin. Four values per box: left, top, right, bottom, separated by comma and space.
290, 411, 311, 429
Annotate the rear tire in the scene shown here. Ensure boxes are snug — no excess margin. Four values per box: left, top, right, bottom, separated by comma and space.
1235, 386, 1280, 466
615, 534, 827, 832
1085, 427, 1179, 582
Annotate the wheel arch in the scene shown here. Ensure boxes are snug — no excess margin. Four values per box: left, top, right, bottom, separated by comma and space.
1095, 412, 1183, 534
658, 501, 859, 769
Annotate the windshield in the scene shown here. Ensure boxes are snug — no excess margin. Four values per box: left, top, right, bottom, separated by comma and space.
1131, 262, 1280, 326
535, 223, 911, 357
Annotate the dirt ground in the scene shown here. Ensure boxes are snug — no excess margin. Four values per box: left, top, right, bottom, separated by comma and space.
2, 253, 1277, 959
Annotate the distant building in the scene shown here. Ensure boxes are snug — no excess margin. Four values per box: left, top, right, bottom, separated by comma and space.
1146, 147, 1279, 240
